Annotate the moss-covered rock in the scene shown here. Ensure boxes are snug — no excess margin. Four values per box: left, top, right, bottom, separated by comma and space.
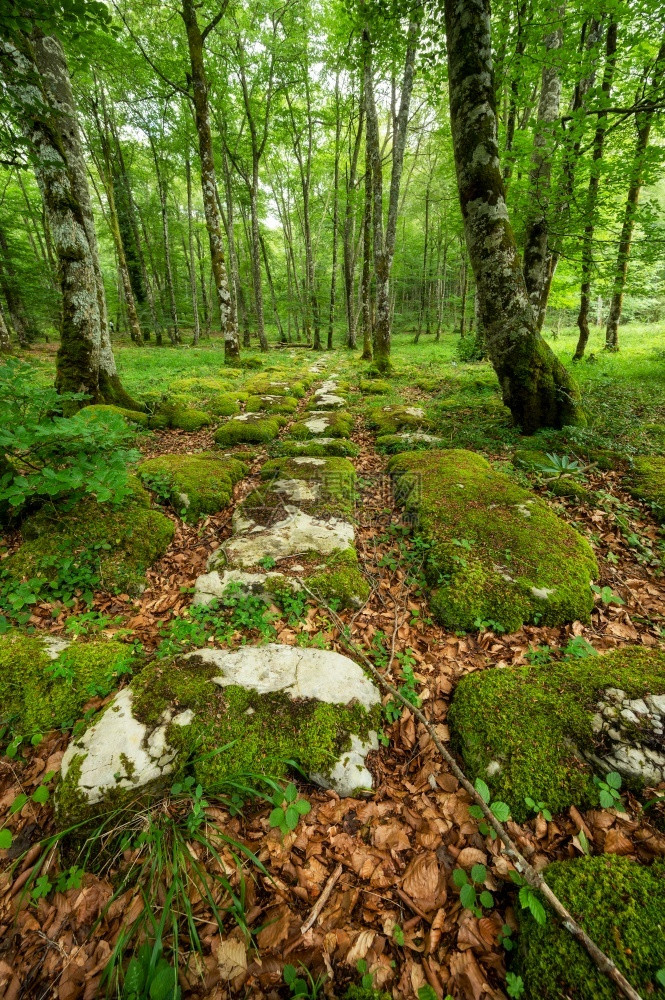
305, 549, 370, 609
358, 379, 391, 394
376, 432, 444, 454
289, 410, 354, 439
239, 456, 356, 522
170, 377, 232, 395
245, 376, 306, 398
149, 403, 212, 432
367, 404, 434, 435
516, 855, 665, 1000
0, 630, 139, 736
448, 646, 665, 821
246, 393, 299, 414
272, 438, 360, 458
207, 393, 241, 417
628, 456, 665, 521
80, 404, 149, 427
213, 413, 283, 446
56, 645, 381, 827
546, 478, 591, 501
4, 480, 174, 596
138, 453, 246, 522
388, 449, 597, 632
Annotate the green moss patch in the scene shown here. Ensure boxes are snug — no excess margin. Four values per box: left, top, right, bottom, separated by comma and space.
359, 379, 391, 394
138, 453, 246, 522
448, 646, 665, 821
246, 393, 298, 414
208, 394, 241, 417
245, 376, 306, 398
5, 480, 174, 596
149, 403, 212, 432
376, 432, 444, 454
629, 456, 665, 521
305, 549, 370, 609
81, 404, 149, 427
213, 414, 283, 446
289, 410, 354, 439
516, 855, 665, 1000
367, 404, 434, 435
0, 630, 139, 735
388, 449, 597, 632
272, 439, 360, 458
240, 456, 356, 523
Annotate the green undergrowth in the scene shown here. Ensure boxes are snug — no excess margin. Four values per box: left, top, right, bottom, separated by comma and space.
388, 449, 598, 632
3, 478, 174, 599
149, 402, 212, 432
139, 453, 246, 522
81, 404, 149, 427
516, 855, 665, 999
0, 629, 140, 738
448, 645, 665, 821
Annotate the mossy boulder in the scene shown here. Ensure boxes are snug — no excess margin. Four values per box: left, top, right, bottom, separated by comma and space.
628, 456, 665, 521
359, 379, 391, 394
376, 432, 444, 454
207, 393, 241, 417
213, 413, 283, 446
516, 855, 665, 1000
546, 478, 591, 501
245, 376, 306, 398
246, 393, 298, 414
289, 410, 354, 439
56, 644, 381, 827
4, 480, 174, 596
448, 646, 665, 821
80, 404, 149, 427
367, 404, 434, 435
305, 549, 370, 609
138, 453, 246, 522
273, 439, 359, 458
149, 403, 212, 432
388, 449, 597, 632
0, 630, 139, 736
170, 377, 232, 395
242, 456, 356, 522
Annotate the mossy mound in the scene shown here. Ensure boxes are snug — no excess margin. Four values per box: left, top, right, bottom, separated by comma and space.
213, 414, 283, 446
448, 646, 665, 821
273, 439, 360, 458
376, 432, 444, 454
367, 404, 433, 436
149, 403, 212, 432
305, 549, 370, 609
138, 453, 246, 522
0, 630, 139, 736
260, 455, 356, 485
80, 404, 149, 427
207, 393, 241, 417
5, 480, 174, 596
289, 410, 354, 439
246, 393, 298, 414
170, 377, 232, 395
245, 376, 306, 398
516, 855, 665, 1000
546, 478, 591, 501
358, 379, 391, 394
388, 449, 597, 632
628, 456, 665, 521
242, 456, 356, 522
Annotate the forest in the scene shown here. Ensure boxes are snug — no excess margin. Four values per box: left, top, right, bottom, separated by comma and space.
0, 0, 665, 997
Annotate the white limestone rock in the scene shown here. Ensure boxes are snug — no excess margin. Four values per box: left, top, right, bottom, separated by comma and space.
193, 568, 300, 606
222, 506, 354, 566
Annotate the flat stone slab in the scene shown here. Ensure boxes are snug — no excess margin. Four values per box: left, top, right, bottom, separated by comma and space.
219, 505, 355, 567
193, 568, 300, 606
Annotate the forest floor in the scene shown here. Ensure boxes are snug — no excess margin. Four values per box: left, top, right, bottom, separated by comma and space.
1, 325, 665, 1000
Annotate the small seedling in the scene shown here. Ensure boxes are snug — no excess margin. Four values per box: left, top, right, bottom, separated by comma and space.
510, 871, 547, 925
259, 555, 277, 570
268, 782, 311, 835
506, 972, 525, 998
594, 770, 625, 811
524, 644, 552, 665
453, 863, 493, 916
536, 453, 586, 481
592, 584, 625, 606
524, 796, 552, 822
468, 778, 510, 839
283, 963, 325, 998
498, 923, 514, 951
561, 636, 597, 660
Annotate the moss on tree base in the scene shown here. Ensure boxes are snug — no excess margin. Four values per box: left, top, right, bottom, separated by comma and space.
388, 449, 597, 632
516, 855, 665, 999
448, 646, 665, 821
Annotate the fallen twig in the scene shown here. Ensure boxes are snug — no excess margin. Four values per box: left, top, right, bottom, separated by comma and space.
302, 582, 644, 1000
300, 862, 343, 934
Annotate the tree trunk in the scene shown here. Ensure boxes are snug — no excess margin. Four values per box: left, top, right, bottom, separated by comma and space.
573, 19, 617, 361
328, 72, 341, 351
415, 182, 430, 343
181, 0, 239, 360
195, 229, 211, 336
3, 32, 134, 406
503, 0, 528, 183
605, 35, 665, 351
248, 166, 268, 351
361, 139, 373, 361
0, 224, 38, 346
0, 303, 11, 351
185, 156, 201, 344
522, 13, 564, 330
260, 232, 285, 342
150, 140, 179, 345
344, 95, 364, 349
444, 0, 583, 432
459, 256, 468, 336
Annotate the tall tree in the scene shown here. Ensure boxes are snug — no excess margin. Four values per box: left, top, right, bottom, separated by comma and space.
443, 0, 583, 431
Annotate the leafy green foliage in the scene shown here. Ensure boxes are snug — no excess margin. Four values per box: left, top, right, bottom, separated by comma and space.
594, 770, 625, 811
283, 963, 326, 998
453, 863, 493, 917
468, 777, 510, 839
267, 782, 311, 836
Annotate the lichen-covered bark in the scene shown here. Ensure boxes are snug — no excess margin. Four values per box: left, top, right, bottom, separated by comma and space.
181, 0, 240, 360
573, 20, 617, 361
444, 0, 583, 432
605, 35, 665, 352
360, 119, 373, 361
343, 96, 363, 349
522, 14, 563, 329
0, 303, 11, 351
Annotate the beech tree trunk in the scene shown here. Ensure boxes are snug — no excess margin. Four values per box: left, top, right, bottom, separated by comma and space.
361, 129, 373, 361
328, 73, 341, 351
444, 0, 583, 432
573, 20, 617, 361
150, 138, 179, 346
522, 14, 564, 330
181, 0, 240, 360
605, 35, 665, 351
0, 303, 11, 351
0, 224, 39, 346
2, 32, 135, 406
343, 96, 364, 349
185, 157, 201, 344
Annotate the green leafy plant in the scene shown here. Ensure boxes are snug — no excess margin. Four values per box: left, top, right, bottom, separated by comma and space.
592, 584, 625, 606
468, 778, 510, 839
524, 797, 552, 822
122, 942, 181, 1000
283, 963, 326, 998
505, 972, 525, 998
509, 871, 547, 925
524, 644, 552, 665
383, 660, 421, 724
267, 782, 311, 836
594, 770, 625, 810
259, 555, 277, 570
453, 863, 493, 916
498, 923, 514, 951
561, 636, 597, 660
536, 453, 586, 481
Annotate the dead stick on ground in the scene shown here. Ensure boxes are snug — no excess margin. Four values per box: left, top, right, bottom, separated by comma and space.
301, 583, 644, 1000
301, 863, 343, 934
